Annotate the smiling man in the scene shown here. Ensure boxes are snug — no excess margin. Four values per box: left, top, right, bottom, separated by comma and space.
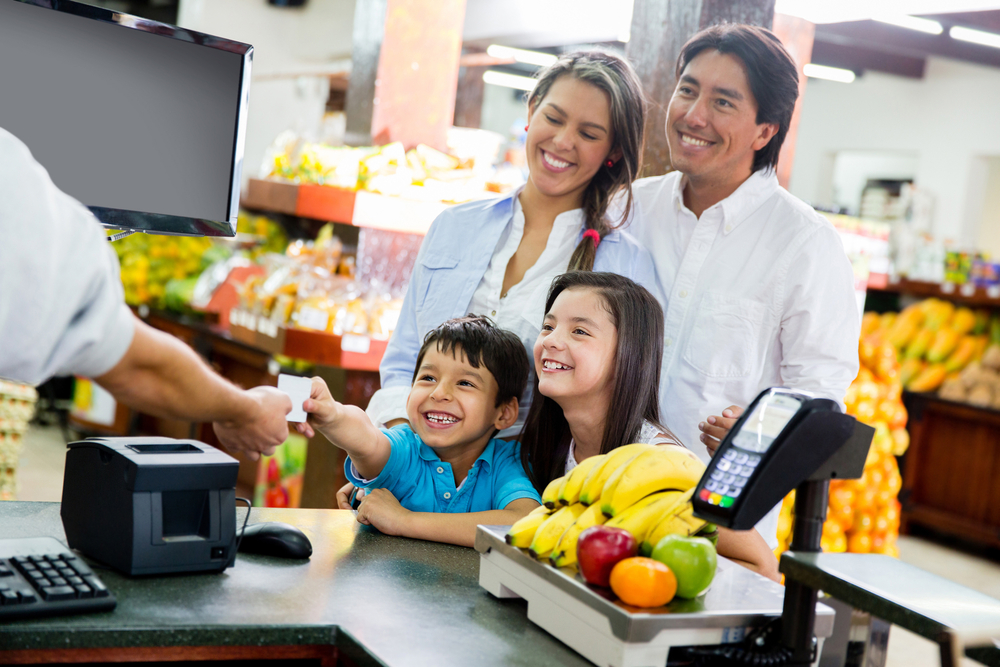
626, 24, 860, 548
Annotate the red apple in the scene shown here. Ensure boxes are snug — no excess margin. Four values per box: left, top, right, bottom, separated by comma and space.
577, 526, 638, 587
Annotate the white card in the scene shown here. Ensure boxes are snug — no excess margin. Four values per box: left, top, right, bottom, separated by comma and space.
277, 374, 312, 423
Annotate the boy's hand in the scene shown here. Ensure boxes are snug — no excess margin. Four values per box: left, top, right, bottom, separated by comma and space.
337, 481, 364, 510
698, 405, 744, 456
355, 488, 410, 536
294, 376, 344, 439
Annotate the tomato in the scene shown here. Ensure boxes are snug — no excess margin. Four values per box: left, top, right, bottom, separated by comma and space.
650, 535, 717, 599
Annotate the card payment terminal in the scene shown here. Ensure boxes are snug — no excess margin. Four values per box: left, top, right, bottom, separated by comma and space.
692, 387, 858, 531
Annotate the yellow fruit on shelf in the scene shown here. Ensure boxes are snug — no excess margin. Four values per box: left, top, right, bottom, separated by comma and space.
951, 307, 977, 335
906, 363, 948, 392
903, 328, 933, 360
862, 312, 882, 336
880, 311, 898, 331
899, 358, 925, 386
887, 315, 920, 349
943, 336, 977, 372
926, 328, 961, 363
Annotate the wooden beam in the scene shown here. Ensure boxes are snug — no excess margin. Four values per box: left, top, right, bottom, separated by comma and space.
626, 0, 776, 178
772, 13, 815, 191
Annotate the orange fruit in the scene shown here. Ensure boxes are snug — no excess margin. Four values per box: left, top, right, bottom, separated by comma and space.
852, 510, 874, 533
609, 557, 677, 608
847, 532, 873, 553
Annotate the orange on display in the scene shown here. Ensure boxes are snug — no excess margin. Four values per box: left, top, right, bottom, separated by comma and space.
609, 557, 677, 608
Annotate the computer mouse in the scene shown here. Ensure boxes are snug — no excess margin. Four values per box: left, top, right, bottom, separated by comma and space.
238, 521, 312, 559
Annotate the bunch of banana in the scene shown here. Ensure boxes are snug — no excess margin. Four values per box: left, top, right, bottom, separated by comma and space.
549, 503, 607, 567
638, 488, 709, 555
506, 505, 554, 548
506, 444, 715, 568
600, 446, 706, 517
528, 504, 587, 560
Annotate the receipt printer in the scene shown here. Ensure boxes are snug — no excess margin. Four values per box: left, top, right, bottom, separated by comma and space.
61, 437, 239, 576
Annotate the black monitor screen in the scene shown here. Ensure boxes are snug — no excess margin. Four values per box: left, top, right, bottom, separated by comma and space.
0, 0, 252, 236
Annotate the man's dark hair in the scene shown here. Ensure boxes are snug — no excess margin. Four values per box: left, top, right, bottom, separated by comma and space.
676, 23, 799, 173
412, 316, 529, 407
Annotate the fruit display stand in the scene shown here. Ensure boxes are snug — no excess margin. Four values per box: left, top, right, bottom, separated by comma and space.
475, 525, 835, 667
899, 390, 1000, 549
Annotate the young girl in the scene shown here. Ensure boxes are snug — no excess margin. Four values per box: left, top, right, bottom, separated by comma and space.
520, 271, 780, 581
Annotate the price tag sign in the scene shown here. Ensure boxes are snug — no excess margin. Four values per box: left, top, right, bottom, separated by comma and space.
297, 306, 330, 332
342, 333, 371, 354
257, 318, 279, 338
941, 282, 956, 295
988, 286, 1000, 299
960, 283, 976, 297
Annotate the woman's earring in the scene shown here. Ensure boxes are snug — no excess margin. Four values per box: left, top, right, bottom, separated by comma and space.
606, 159, 614, 168
524, 125, 529, 132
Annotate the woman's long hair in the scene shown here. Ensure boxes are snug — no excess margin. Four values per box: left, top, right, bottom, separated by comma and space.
526, 51, 646, 272
519, 272, 672, 493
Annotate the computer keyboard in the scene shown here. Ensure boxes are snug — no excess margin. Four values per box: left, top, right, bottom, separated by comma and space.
0, 536, 115, 620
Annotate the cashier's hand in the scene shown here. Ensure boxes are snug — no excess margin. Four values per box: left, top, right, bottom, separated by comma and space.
698, 405, 744, 456
213, 386, 292, 461
355, 488, 409, 535
294, 376, 343, 439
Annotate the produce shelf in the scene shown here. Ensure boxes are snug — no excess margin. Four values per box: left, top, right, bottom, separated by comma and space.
229, 309, 386, 372
869, 278, 1000, 308
241, 178, 450, 236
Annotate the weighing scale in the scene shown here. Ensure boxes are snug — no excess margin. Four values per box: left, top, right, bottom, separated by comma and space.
477, 387, 1000, 666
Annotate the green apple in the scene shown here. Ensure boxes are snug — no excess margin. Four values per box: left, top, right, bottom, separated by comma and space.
650, 534, 717, 599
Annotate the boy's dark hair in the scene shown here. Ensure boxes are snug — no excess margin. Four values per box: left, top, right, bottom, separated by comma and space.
519, 272, 675, 493
412, 316, 529, 407
676, 23, 799, 174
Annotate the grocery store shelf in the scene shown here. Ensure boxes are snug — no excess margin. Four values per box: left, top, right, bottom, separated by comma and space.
229, 310, 386, 372
241, 178, 449, 236
870, 278, 1000, 308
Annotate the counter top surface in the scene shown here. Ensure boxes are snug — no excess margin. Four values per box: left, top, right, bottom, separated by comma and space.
0, 501, 591, 666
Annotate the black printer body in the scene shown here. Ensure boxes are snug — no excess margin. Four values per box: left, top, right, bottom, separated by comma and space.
61, 437, 239, 576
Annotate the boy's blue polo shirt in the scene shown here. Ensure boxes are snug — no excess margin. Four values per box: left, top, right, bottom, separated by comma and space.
344, 425, 541, 513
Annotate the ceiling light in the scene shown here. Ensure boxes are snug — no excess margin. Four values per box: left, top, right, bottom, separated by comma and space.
873, 15, 943, 34
483, 70, 537, 92
803, 63, 856, 83
950, 25, 1000, 49
485, 45, 558, 68
775, 0, 1000, 24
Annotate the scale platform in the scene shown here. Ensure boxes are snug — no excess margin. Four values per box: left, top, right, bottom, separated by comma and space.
475, 525, 835, 667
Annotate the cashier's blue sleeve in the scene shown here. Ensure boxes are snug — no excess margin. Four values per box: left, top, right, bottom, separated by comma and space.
491, 441, 542, 509
343, 425, 418, 494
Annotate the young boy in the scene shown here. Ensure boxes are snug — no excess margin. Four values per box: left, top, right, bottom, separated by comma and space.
297, 316, 541, 547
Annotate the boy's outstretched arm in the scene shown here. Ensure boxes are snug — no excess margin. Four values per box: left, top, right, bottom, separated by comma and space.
717, 527, 780, 582
355, 489, 540, 548
297, 376, 391, 480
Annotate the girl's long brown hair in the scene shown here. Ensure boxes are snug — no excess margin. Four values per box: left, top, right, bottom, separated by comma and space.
526, 51, 646, 271
519, 272, 672, 493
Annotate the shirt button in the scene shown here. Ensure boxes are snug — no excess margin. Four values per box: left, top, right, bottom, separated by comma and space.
491, 310, 496, 316
725, 224, 732, 232
679, 290, 688, 298
443, 492, 452, 500
665, 338, 672, 347
436, 466, 444, 474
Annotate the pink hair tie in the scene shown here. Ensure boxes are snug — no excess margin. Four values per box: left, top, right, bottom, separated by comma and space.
583, 229, 601, 249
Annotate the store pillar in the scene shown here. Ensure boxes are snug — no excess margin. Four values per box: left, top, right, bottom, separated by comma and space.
772, 14, 816, 190
345, 0, 467, 151
626, 0, 777, 178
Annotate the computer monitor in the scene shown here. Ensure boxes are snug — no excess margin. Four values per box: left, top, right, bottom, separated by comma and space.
0, 0, 253, 237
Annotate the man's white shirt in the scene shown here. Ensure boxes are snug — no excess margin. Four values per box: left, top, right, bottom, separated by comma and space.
627, 169, 860, 547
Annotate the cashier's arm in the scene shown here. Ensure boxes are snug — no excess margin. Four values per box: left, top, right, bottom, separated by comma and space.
95, 316, 292, 459
356, 490, 540, 548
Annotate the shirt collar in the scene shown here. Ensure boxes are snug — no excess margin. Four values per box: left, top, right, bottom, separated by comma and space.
513, 185, 586, 230
416, 437, 500, 472
671, 168, 779, 234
